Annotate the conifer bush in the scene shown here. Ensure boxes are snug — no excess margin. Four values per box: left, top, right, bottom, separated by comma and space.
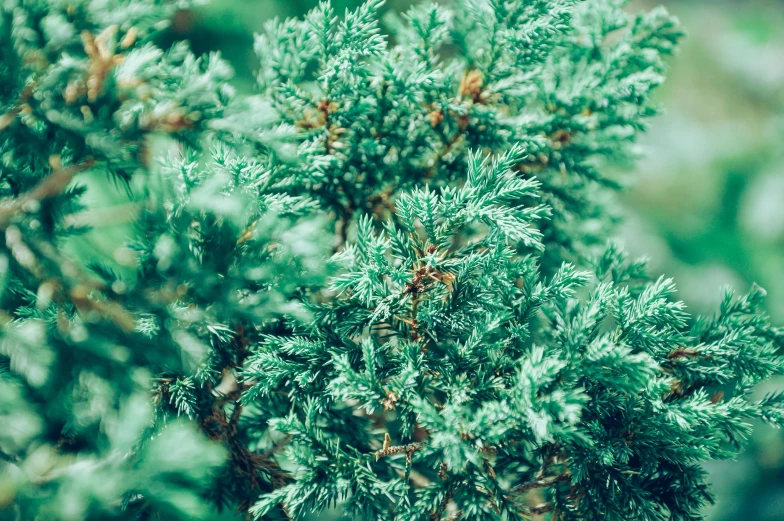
1, 1, 782, 520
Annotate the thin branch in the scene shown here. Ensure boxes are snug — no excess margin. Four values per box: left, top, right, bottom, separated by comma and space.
511, 472, 570, 495
0, 86, 33, 133
0, 157, 95, 229
431, 478, 459, 521
375, 433, 424, 461
375, 442, 424, 460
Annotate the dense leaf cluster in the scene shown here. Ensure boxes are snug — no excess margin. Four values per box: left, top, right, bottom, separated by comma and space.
0, 1, 781, 521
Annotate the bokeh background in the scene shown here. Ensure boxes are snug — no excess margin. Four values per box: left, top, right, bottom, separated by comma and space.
622, 2, 784, 519
126, 0, 784, 518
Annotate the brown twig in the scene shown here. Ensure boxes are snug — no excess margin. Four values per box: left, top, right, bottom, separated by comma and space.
667, 347, 701, 360
431, 479, 459, 521
375, 433, 424, 461
0, 156, 95, 229
511, 472, 571, 495
0, 86, 34, 132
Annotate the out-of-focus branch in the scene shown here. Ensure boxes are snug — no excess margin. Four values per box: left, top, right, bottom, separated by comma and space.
0, 156, 95, 229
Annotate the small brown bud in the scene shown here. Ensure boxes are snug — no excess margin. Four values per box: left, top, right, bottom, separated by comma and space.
429, 109, 444, 127
381, 391, 398, 411
121, 27, 138, 49
458, 69, 484, 102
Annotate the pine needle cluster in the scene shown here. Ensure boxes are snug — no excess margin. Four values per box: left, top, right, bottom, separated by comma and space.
0, 1, 781, 521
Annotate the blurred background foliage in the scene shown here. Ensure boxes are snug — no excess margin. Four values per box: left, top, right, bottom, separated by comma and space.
621, 2, 784, 519
75, 0, 784, 519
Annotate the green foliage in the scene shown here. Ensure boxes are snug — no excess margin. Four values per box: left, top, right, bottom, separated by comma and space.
0, 1, 781, 521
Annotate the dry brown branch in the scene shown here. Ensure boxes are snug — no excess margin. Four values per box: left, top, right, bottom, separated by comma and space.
375, 433, 424, 461
0, 157, 95, 229
511, 472, 571, 495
